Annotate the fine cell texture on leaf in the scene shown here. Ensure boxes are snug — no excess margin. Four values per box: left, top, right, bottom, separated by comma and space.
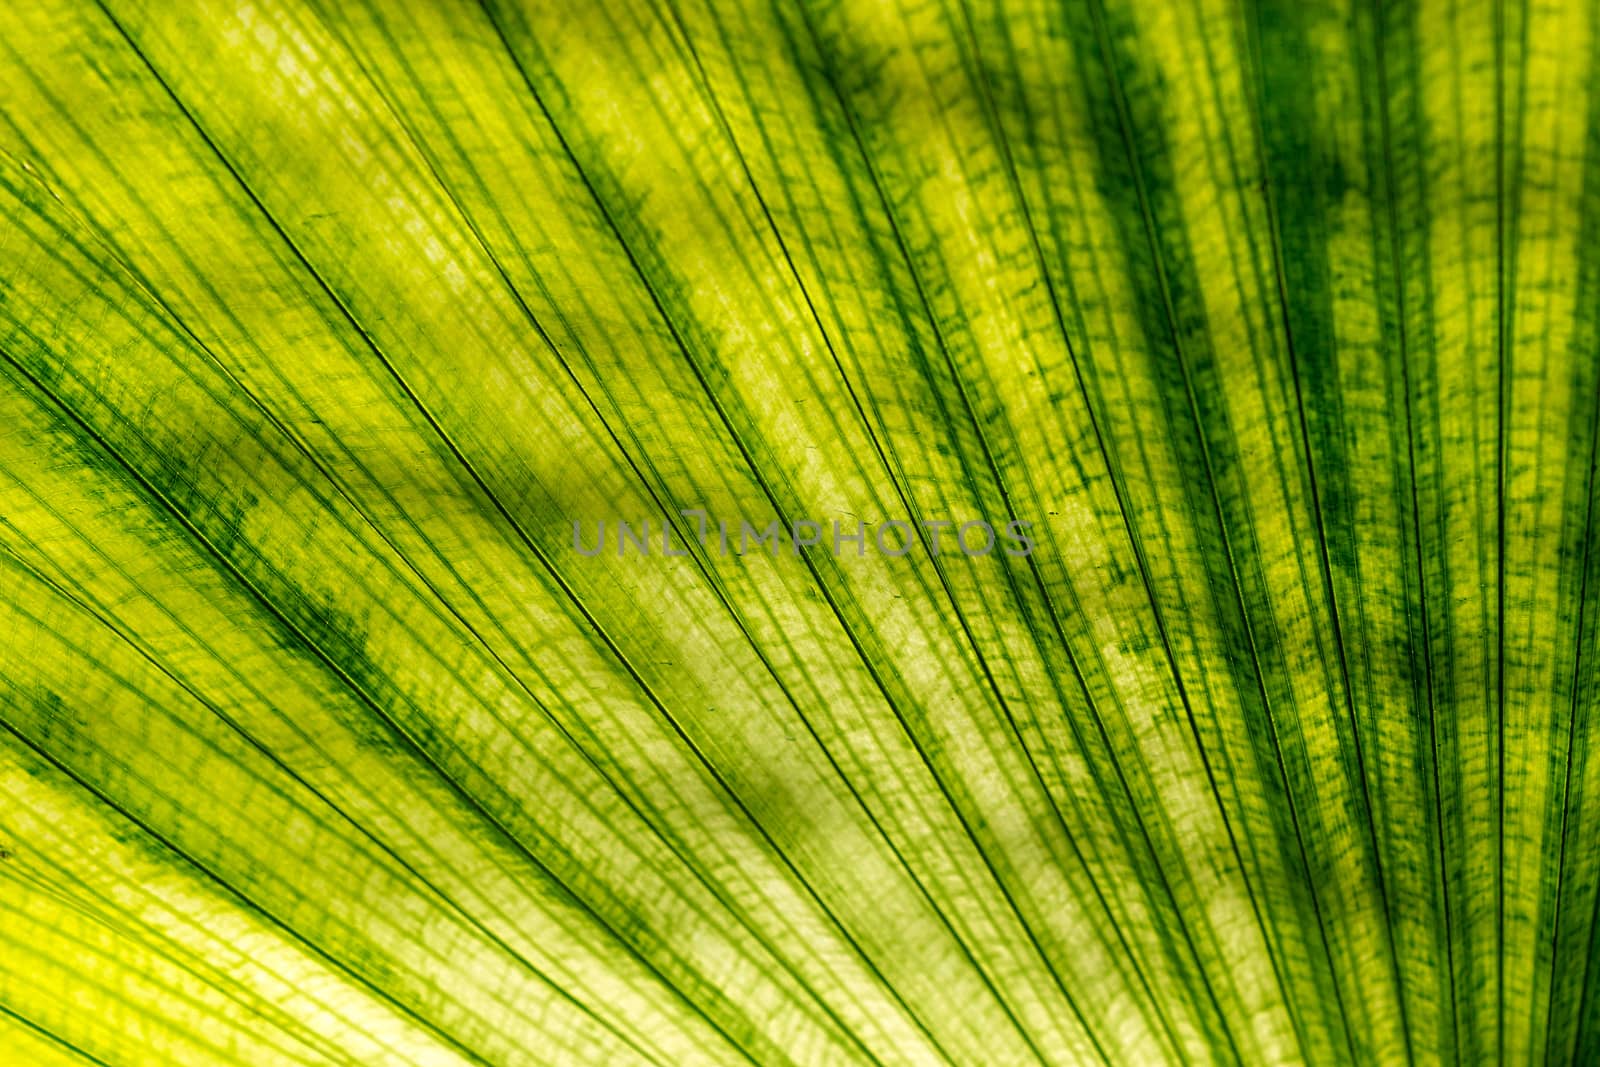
0, 0, 1596, 1064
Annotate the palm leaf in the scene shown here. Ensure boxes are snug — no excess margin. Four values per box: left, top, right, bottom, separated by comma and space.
0, 0, 1596, 1063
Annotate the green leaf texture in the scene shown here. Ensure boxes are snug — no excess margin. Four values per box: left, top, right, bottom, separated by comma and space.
0, 0, 1597, 1063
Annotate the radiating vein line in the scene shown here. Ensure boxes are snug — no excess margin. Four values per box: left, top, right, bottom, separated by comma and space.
1542, 332, 1600, 1067
1079, 1, 1358, 1059
778, 4, 1190, 1058
1494, 1, 1512, 1059
942, 4, 1257, 1060
1235, 4, 1416, 1060
1369, 0, 1463, 1051
0, 999, 116, 1067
